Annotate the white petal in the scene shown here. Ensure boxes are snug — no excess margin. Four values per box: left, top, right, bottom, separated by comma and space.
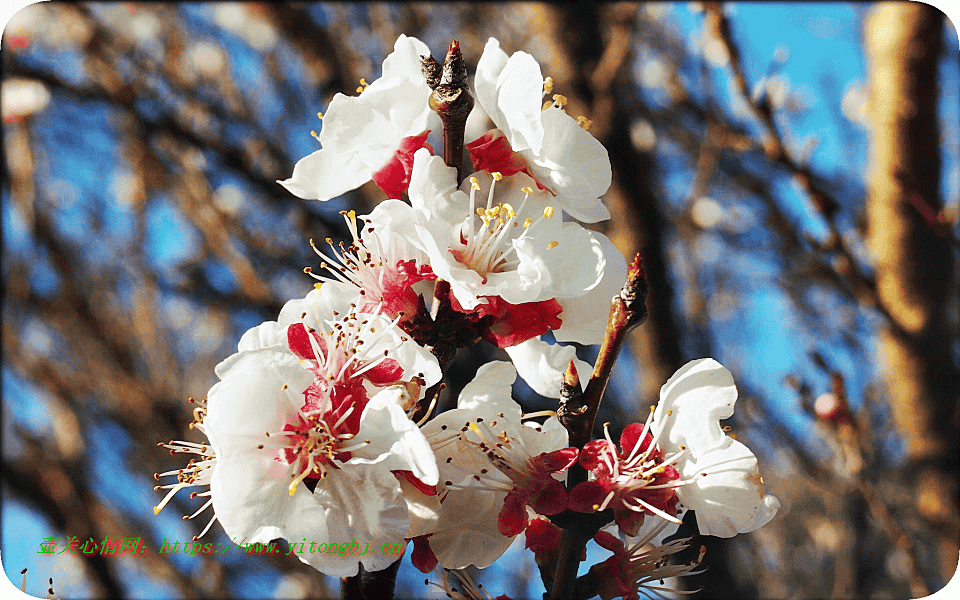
523, 108, 611, 222
408, 149, 465, 225
528, 223, 605, 300
553, 233, 627, 344
360, 199, 425, 258
276, 283, 356, 330
207, 348, 315, 540
398, 476, 441, 538
429, 486, 514, 569
493, 51, 545, 153
474, 38, 510, 138
457, 361, 519, 412
351, 388, 439, 486
292, 465, 409, 576
654, 358, 738, 456
278, 147, 373, 201
675, 437, 780, 538
518, 415, 569, 457
618, 506, 687, 548
381, 34, 431, 80
237, 320, 287, 352
505, 337, 592, 399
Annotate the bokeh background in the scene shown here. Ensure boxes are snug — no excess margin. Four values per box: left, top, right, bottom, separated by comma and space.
2, 2, 958, 599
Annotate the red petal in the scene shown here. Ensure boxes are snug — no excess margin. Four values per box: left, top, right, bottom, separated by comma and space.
524, 517, 563, 553
396, 260, 437, 283
529, 478, 568, 516
359, 358, 404, 387
579, 439, 615, 472
287, 323, 326, 361
568, 481, 610, 513
466, 130, 529, 177
530, 448, 580, 474
479, 297, 563, 348
372, 131, 432, 198
371, 260, 437, 322
593, 530, 626, 554
328, 384, 368, 436
613, 505, 646, 538
397, 470, 438, 496
410, 535, 438, 573
497, 493, 528, 537
619, 423, 659, 461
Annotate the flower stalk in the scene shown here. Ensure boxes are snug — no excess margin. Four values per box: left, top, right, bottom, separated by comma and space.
550, 254, 648, 600
560, 253, 648, 462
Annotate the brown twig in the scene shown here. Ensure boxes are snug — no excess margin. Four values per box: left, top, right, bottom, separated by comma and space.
561, 254, 649, 456
549, 254, 648, 600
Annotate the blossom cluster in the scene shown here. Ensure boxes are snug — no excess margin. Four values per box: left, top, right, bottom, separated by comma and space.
154, 35, 778, 599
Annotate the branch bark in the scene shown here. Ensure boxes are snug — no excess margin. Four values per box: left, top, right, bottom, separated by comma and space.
864, 3, 959, 585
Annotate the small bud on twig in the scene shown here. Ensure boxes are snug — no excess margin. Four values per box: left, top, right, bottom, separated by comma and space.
426, 40, 474, 181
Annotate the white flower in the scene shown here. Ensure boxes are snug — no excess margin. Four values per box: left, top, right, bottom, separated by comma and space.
469, 38, 612, 223
279, 35, 441, 201
653, 359, 780, 537
203, 284, 441, 576
304, 206, 436, 329
419, 362, 575, 569
503, 231, 627, 398
570, 359, 778, 539
389, 149, 625, 396
409, 153, 604, 311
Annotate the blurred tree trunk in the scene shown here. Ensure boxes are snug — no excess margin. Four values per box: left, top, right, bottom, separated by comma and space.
519, 3, 745, 598
864, 3, 959, 583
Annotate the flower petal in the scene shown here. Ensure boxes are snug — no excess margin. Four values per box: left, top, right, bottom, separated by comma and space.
381, 34, 431, 80
654, 358, 738, 456
553, 232, 628, 344
278, 147, 374, 201
522, 107, 611, 222
351, 387, 439, 486
675, 437, 780, 538
504, 337, 592, 398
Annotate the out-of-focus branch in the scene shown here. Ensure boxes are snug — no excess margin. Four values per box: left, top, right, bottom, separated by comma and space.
703, 3, 901, 328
